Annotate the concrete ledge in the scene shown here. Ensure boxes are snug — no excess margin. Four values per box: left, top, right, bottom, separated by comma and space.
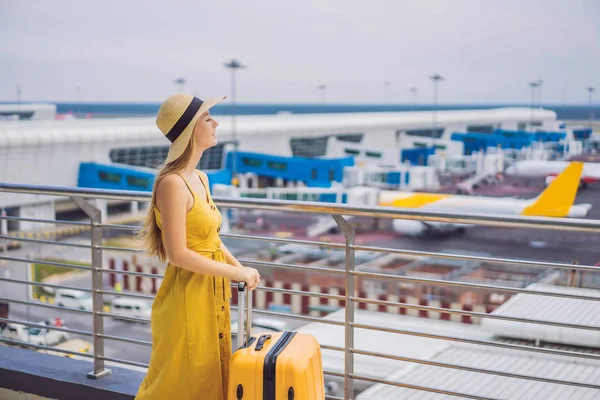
0, 345, 144, 400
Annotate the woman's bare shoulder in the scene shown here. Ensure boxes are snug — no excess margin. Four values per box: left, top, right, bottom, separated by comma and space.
155, 174, 189, 210
156, 173, 187, 194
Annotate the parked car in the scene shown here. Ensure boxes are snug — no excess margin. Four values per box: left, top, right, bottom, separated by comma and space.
55, 289, 93, 311
1, 323, 27, 342
110, 297, 152, 321
1, 321, 69, 346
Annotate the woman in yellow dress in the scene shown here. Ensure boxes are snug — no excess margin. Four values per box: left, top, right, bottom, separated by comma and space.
135, 92, 261, 400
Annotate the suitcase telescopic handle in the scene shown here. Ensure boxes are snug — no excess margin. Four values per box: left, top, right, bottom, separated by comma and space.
237, 282, 252, 349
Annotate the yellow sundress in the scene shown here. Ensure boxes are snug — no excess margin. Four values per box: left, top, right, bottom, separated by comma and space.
135, 170, 232, 400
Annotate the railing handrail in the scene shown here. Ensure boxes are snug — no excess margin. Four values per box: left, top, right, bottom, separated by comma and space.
3, 182, 600, 398
2, 181, 600, 232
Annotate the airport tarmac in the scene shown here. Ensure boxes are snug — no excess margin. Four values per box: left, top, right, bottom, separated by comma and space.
233, 181, 600, 263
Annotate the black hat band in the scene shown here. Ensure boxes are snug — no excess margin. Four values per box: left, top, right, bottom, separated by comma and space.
165, 97, 204, 143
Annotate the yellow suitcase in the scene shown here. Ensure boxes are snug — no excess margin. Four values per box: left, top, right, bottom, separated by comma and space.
228, 283, 325, 400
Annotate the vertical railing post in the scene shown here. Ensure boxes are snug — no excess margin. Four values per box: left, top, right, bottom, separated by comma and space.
333, 214, 355, 400
0, 209, 7, 253
71, 197, 111, 379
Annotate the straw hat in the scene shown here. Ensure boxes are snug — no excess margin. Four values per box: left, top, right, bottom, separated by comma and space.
156, 92, 226, 164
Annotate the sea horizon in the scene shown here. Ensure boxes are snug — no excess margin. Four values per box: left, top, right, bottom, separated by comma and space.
0, 101, 597, 121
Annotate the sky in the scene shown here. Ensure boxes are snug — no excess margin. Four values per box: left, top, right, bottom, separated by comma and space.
1, 0, 598, 105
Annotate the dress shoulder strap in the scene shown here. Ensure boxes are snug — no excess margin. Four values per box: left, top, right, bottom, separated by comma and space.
195, 170, 211, 200
178, 173, 196, 201
195, 169, 205, 185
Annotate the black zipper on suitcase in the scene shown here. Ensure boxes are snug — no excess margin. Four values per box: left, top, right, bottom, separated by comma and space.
263, 331, 296, 400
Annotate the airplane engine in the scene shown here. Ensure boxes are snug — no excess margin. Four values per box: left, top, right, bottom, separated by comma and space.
568, 203, 592, 218
392, 219, 429, 237
392, 219, 470, 238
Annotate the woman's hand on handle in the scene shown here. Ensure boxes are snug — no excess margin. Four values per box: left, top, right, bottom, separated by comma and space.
236, 266, 261, 291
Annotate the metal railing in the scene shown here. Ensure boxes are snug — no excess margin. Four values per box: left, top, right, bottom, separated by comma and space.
1, 182, 600, 399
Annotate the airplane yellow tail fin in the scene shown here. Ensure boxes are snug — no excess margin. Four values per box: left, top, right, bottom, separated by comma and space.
521, 161, 583, 217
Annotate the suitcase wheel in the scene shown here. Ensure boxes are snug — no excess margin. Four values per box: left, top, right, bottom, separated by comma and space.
236, 384, 243, 399
288, 387, 294, 400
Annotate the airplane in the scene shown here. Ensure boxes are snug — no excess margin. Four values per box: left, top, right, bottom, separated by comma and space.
378, 162, 592, 238
505, 160, 600, 189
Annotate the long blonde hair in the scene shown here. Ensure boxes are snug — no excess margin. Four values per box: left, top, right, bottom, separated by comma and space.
137, 138, 196, 262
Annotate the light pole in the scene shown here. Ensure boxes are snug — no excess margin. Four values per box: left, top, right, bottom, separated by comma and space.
537, 79, 544, 109
429, 74, 444, 133
561, 87, 566, 119
529, 81, 539, 125
383, 81, 391, 104
409, 86, 417, 110
588, 87, 596, 128
75, 86, 81, 115
317, 84, 327, 105
173, 78, 187, 92
16, 85, 21, 107
224, 59, 246, 184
